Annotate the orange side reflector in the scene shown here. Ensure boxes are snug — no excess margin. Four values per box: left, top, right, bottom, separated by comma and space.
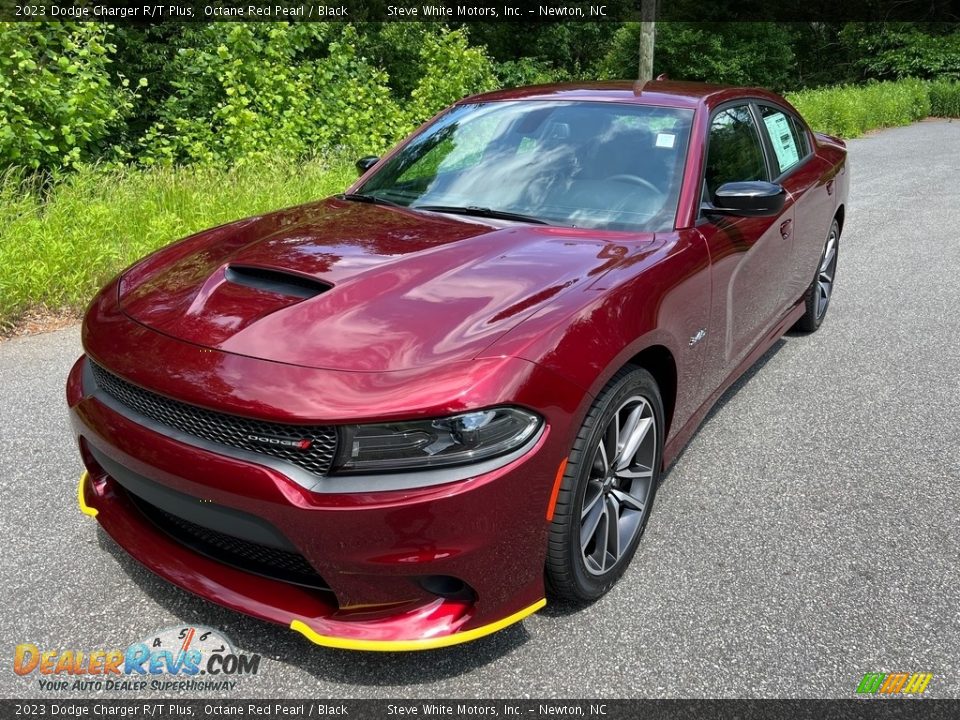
545, 458, 569, 521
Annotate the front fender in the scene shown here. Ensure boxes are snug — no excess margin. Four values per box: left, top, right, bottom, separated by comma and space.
480, 230, 711, 449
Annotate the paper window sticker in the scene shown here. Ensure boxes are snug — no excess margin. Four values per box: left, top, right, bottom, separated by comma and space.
655, 133, 676, 149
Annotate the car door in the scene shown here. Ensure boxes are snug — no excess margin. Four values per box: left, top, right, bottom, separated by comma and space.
696, 103, 795, 382
754, 102, 829, 305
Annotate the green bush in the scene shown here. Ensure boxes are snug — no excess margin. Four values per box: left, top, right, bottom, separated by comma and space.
787, 79, 932, 138
494, 58, 571, 88
138, 24, 497, 166
408, 28, 497, 125
928, 80, 960, 117
0, 23, 139, 172
353, 22, 441, 99
0, 156, 353, 328
140, 24, 407, 166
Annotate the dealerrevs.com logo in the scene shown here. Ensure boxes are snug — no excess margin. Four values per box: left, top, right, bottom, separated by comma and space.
14, 626, 261, 692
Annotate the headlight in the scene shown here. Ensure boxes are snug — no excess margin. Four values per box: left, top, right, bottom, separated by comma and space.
334, 407, 542, 473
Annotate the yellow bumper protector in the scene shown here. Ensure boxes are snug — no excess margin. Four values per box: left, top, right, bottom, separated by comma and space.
77, 471, 98, 518
290, 598, 546, 652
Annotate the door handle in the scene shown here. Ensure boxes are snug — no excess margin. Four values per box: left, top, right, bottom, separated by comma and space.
779, 219, 793, 240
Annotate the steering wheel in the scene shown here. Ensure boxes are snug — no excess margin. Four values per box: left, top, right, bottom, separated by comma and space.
606, 174, 663, 196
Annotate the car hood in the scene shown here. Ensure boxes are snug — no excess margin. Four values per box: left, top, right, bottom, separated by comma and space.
119, 198, 652, 372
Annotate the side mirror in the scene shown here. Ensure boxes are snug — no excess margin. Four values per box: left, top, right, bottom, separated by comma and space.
708, 181, 786, 217
355, 156, 379, 175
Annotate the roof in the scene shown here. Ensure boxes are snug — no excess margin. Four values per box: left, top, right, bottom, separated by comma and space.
461, 80, 786, 111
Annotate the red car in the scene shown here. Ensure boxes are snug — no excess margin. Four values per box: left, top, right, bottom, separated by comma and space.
69, 81, 847, 651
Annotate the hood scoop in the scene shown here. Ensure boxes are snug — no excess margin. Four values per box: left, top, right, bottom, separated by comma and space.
120, 263, 334, 347
224, 265, 332, 299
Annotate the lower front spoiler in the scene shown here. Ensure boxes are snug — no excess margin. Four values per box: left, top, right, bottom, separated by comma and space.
288, 602, 545, 652
78, 471, 545, 652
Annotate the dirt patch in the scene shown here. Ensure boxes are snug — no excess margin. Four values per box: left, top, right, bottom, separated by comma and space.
1, 309, 81, 342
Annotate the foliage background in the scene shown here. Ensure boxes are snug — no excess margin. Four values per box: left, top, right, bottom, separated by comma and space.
3, 21, 959, 173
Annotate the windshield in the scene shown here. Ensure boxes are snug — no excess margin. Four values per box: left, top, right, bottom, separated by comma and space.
358, 101, 693, 232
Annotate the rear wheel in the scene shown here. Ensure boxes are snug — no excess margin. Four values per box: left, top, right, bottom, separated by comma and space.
546, 367, 663, 602
795, 218, 840, 332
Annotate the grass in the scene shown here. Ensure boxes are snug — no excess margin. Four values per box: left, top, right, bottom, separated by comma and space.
786, 79, 960, 139
0, 157, 354, 331
928, 80, 960, 117
2, 78, 959, 331
786, 79, 933, 138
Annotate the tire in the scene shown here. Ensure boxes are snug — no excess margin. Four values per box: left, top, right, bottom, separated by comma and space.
794, 218, 840, 333
545, 366, 663, 602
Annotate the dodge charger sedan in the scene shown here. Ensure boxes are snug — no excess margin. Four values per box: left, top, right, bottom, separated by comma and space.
69, 81, 847, 651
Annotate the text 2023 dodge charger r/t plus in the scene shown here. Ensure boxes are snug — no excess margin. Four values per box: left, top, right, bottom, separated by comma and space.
68, 81, 847, 651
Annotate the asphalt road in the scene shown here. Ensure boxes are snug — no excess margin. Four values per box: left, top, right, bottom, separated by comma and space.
2, 120, 958, 700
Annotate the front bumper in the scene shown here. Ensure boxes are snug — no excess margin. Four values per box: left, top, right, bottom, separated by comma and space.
67, 334, 583, 649
76, 467, 544, 650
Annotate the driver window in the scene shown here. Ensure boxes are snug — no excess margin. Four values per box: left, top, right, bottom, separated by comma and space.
704, 105, 767, 199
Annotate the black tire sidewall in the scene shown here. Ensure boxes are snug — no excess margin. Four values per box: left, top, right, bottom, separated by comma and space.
552, 367, 664, 601
797, 218, 840, 332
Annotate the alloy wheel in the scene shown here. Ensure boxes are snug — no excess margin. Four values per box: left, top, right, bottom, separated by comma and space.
579, 396, 657, 576
816, 227, 839, 319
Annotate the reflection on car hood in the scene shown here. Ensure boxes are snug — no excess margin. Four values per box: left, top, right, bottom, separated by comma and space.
119, 198, 652, 372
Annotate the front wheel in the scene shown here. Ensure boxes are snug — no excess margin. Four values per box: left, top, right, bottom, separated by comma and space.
794, 218, 840, 332
545, 367, 663, 602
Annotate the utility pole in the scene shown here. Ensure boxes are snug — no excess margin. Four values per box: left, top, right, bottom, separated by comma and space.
638, 0, 657, 82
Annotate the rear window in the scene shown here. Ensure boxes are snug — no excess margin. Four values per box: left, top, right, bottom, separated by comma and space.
759, 105, 808, 176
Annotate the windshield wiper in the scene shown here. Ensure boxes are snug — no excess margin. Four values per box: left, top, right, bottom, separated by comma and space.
413, 205, 551, 225
339, 192, 405, 208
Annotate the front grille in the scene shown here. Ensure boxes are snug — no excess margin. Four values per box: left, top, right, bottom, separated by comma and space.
90, 361, 338, 476
130, 493, 331, 591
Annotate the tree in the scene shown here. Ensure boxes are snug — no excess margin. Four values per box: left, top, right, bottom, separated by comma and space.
638, 0, 657, 82
603, 22, 796, 90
